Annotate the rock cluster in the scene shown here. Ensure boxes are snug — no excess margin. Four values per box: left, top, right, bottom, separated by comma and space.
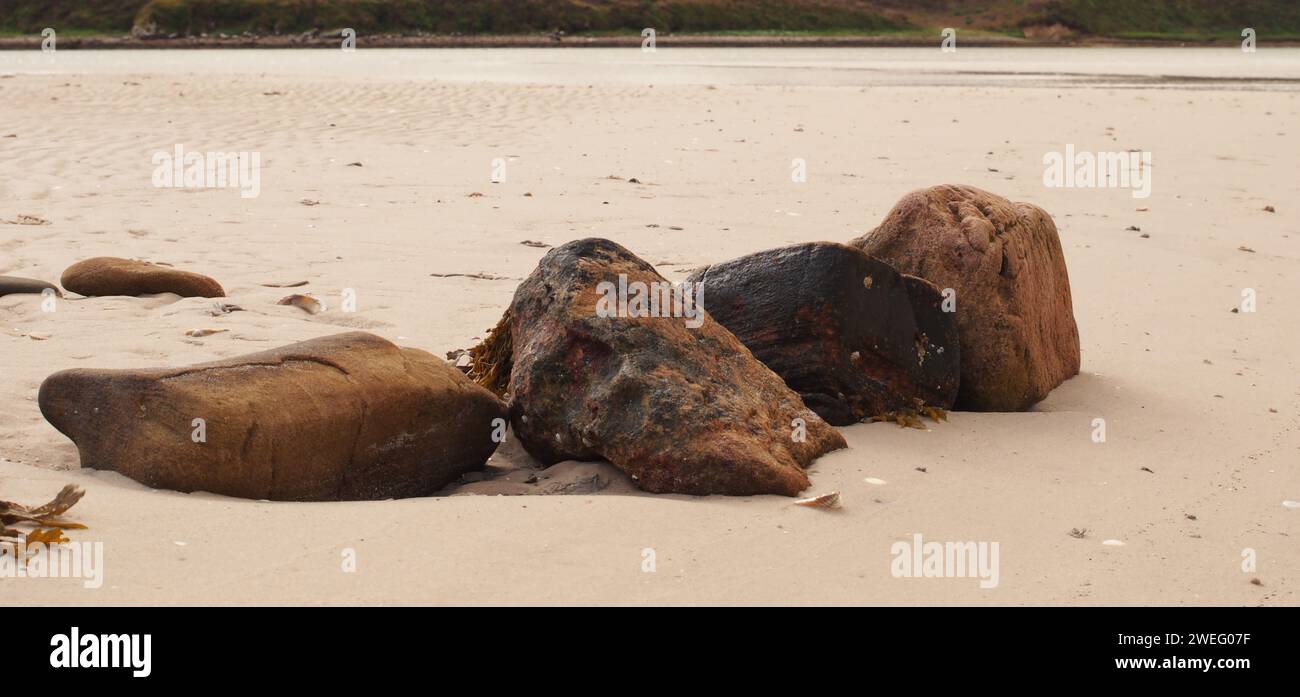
36, 185, 1078, 499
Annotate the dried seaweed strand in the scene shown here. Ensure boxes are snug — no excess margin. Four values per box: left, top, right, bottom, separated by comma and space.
0, 485, 88, 549
467, 309, 513, 397
870, 398, 949, 429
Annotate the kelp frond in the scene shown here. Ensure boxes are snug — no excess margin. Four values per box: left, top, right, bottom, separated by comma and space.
467, 309, 513, 397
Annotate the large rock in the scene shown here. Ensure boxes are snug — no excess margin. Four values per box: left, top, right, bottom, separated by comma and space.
0, 276, 61, 297
472, 238, 845, 496
687, 242, 959, 425
61, 257, 225, 298
39, 332, 506, 501
850, 185, 1080, 410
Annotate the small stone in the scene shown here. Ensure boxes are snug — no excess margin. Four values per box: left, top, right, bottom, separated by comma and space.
61, 257, 224, 298
0, 275, 61, 297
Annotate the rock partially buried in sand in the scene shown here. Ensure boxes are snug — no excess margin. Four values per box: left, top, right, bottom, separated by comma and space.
61, 257, 225, 298
687, 242, 959, 426
470, 238, 845, 497
851, 185, 1080, 411
0, 275, 62, 297
39, 332, 506, 501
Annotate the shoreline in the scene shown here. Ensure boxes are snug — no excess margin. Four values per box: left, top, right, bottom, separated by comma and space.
2, 33, 1296, 50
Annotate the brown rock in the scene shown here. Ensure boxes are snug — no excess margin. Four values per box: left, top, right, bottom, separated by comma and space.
39, 332, 506, 501
687, 242, 959, 425
61, 257, 225, 298
0, 275, 61, 297
471, 238, 844, 496
851, 185, 1080, 410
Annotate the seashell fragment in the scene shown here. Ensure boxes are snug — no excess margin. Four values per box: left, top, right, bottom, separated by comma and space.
277, 294, 324, 314
185, 328, 228, 338
793, 491, 840, 509
208, 302, 243, 316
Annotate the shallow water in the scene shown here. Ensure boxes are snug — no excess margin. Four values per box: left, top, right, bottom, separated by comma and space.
2, 46, 1299, 89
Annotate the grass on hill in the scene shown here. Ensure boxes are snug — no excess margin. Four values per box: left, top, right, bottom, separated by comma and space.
1, 0, 1299, 40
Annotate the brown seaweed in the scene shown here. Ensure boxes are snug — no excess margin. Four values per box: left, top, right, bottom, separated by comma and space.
0, 485, 87, 549
869, 398, 949, 430
467, 309, 513, 397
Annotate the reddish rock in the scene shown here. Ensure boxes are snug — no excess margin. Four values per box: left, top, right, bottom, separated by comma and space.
851, 185, 1080, 410
472, 238, 845, 496
687, 242, 959, 425
61, 257, 225, 298
39, 332, 506, 501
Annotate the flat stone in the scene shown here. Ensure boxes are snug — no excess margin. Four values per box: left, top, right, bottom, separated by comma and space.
0, 275, 61, 297
39, 331, 506, 501
61, 257, 225, 298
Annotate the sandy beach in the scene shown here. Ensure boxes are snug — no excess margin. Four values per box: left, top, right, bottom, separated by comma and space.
1, 47, 1297, 605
